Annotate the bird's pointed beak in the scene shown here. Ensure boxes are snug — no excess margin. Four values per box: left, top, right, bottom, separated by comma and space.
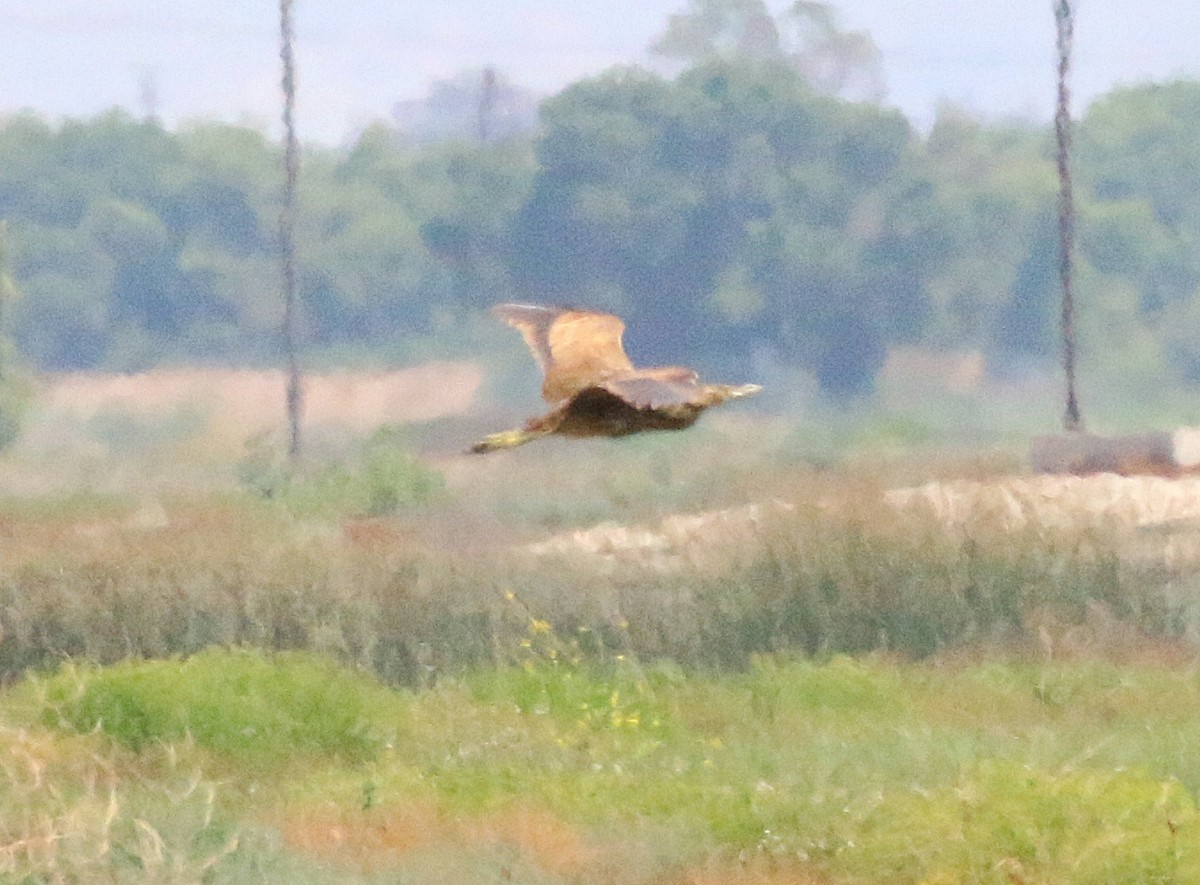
728, 383, 762, 399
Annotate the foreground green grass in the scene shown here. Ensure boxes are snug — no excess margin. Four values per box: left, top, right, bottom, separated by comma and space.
2, 648, 1198, 883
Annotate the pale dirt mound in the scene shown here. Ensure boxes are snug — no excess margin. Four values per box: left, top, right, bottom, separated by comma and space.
885, 474, 1200, 533
524, 500, 796, 572
885, 474, 1200, 569
522, 474, 1200, 570
37, 363, 483, 437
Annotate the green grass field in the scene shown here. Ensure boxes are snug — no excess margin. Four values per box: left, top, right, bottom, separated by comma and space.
1, 413, 1199, 882
4, 649, 1199, 882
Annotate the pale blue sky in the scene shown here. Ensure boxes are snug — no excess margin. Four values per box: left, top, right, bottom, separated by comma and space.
2, 1, 1197, 143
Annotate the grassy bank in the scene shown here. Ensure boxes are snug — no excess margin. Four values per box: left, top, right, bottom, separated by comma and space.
2, 648, 1198, 882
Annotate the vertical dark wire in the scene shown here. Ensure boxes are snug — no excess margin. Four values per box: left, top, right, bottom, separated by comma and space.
280, 0, 302, 458
478, 66, 497, 143
1055, 0, 1082, 432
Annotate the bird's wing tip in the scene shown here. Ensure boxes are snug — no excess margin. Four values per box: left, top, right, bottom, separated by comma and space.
492, 302, 553, 315
491, 303, 563, 328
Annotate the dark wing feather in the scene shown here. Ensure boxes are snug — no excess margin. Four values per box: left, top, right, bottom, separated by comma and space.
493, 304, 635, 402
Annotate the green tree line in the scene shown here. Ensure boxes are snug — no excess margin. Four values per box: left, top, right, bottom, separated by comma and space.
0, 62, 1198, 395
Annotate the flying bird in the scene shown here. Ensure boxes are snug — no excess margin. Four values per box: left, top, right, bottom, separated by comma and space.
470, 304, 761, 453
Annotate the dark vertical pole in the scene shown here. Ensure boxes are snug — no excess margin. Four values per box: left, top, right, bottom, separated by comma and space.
478, 66, 498, 143
0, 221, 11, 381
1055, 0, 1082, 432
139, 69, 161, 125
280, 0, 303, 459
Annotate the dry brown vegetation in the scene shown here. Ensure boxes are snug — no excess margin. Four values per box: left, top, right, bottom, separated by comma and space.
0, 416, 1197, 685
2, 367, 1200, 685
39, 364, 483, 436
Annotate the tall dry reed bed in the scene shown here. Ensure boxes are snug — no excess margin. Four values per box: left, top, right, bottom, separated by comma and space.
0, 480, 1195, 686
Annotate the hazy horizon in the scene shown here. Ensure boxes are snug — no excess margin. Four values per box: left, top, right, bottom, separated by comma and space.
3, 1, 1199, 143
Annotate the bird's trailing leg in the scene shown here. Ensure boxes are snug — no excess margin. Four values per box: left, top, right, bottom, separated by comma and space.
469, 427, 551, 454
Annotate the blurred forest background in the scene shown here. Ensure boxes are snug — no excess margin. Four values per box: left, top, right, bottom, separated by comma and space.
1, 0, 1199, 406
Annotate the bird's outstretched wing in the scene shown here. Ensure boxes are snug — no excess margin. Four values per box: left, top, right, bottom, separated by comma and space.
599, 368, 705, 409
493, 304, 635, 403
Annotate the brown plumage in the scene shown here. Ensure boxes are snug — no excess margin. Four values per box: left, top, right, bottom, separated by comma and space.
470, 304, 761, 453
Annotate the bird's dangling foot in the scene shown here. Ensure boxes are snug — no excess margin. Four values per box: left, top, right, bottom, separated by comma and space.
469, 428, 546, 454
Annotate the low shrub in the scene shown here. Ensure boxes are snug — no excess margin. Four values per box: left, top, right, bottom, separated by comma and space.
35, 648, 401, 765
237, 426, 445, 516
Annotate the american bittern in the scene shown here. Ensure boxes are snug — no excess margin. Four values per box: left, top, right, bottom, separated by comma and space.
471, 304, 761, 454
